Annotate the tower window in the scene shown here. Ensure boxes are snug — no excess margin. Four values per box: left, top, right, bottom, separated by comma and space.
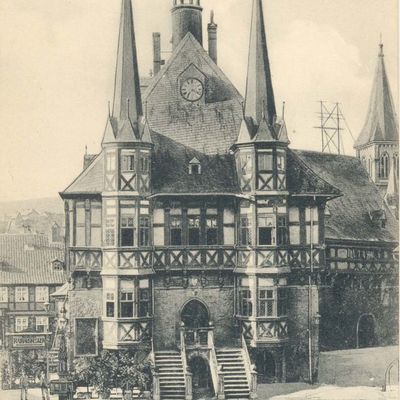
120, 202, 136, 247
121, 151, 135, 172
277, 152, 285, 171
258, 152, 273, 171
258, 214, 274, 245
379, 152, 390, 178
140, 154, 150, 173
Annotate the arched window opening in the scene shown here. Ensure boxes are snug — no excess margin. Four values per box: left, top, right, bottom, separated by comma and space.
379, 152, 390, 179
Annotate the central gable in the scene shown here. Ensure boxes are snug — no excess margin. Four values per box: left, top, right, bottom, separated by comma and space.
143, 33, 243, 154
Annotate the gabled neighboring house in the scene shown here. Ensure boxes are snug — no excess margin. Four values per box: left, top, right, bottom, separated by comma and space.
0, 234, 66, 386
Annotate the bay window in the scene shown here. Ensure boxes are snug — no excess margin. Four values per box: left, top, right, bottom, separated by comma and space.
90, 203, 102, 246
120, 291, 134, 318
277, 288, 287, 316
239, 289, 252, 316
139, 153, 150, 173
76, 202, 86, 246
277, 152, 285, 171
277, 216, 288, 245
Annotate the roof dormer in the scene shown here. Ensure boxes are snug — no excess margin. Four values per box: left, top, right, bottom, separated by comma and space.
189, 157, 201, 175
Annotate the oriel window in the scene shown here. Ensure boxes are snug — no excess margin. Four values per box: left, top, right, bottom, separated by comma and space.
139, 216, 150, 246
206, 216, 218, 245
277, 288, 287, 316
138, 280, 151, 317
120, 291, 134, 318
120, 201, 136, 247
258, 214, 274, 245
277, 216, 288, 245
239, 216, 252, 246
170, 215, 182, 245
188, 215, 200, 245
121, 150, 135, 172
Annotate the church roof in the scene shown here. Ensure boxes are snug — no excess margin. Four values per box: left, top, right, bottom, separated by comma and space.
295, 150, 398, 243
244, 0, 276, 128
143, 32, 243, 154
354, 44, 398, 148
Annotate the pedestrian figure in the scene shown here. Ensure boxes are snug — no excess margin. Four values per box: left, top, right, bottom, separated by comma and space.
39, 370, 50, 400
20, 370, 29, 400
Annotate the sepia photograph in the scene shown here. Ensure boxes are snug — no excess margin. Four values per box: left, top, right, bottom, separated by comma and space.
0, 0, 398, 399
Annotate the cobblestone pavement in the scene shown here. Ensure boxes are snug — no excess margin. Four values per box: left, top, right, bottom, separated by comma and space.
0, 388, 58, 400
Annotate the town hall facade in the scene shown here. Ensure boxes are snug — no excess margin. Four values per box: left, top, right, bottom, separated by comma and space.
59, 1, 398, 399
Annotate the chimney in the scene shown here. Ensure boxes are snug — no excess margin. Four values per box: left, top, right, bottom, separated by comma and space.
207, 10, 217, 64
171, 0, 203, 49
153, 32, 163, 75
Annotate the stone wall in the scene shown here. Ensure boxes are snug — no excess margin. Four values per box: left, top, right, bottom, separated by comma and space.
153, 277, 235, 349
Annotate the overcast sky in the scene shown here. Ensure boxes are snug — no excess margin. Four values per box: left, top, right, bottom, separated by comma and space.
0, 0, 398, 202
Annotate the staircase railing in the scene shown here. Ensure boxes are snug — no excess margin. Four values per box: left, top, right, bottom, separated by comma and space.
241, 334, 257, 399
180, 322, 193, 400
208, 322, 223, 399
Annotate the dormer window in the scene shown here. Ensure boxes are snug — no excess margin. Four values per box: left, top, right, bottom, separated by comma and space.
189, 158, 201, 175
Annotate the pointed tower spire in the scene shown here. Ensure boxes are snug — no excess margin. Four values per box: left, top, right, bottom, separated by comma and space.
112, 0, 143, 123
244, 0, 276, 127
354, 42, 398, 148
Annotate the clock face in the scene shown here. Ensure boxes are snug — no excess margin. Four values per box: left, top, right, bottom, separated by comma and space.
180, 78, 204, 102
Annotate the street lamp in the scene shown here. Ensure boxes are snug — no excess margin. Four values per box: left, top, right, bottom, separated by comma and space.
43, 301, 50, 378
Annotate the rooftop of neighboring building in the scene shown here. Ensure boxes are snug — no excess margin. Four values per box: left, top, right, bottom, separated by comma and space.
0, 234, 66, 285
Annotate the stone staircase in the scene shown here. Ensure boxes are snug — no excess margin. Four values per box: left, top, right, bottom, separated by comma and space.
216, 348, 250, 399
155, 351, 186, 400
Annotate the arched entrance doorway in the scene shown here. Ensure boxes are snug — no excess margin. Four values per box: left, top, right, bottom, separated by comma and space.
181, 300, 210, 347
188, 356, 213, 399
255, 351, 276, 383
181, 299, 209, 328
357, 314, 377, 348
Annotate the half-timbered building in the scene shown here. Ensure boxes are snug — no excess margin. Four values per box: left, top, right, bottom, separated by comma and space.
59, 0, 398, 398
0, 234, 65, 388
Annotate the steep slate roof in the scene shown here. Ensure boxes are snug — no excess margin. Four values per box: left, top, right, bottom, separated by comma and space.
151, 132, 239, 194
143, 33, 243, 155
0, 234, 66, 285
295, 150, 398, 243
62, 153, 104, 195
354, 44, 399, 148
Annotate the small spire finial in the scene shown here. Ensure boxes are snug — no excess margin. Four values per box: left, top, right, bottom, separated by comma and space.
210, 9, 214, 23
85, 145, 88, 156
108, 101, 111, 117
282, 101, 286, 120
379, 33, 384, 56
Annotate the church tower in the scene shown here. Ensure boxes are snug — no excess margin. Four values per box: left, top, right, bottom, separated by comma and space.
354, 43, 399, 199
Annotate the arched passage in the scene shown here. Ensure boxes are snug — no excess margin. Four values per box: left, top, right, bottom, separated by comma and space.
181, 299, 209, 328
357, 313, 377, 348
255, 350, 276, 383
188, 356, 213, 398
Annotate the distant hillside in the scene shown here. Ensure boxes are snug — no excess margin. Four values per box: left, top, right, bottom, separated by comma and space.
0, 197, 63, 217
